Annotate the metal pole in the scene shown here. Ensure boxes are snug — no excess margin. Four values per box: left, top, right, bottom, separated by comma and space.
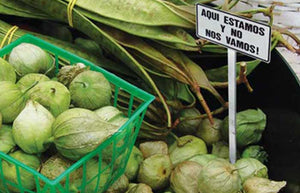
228, 48, 237, 164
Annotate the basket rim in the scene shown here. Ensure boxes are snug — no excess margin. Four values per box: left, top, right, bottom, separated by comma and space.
0, 34, 154, 188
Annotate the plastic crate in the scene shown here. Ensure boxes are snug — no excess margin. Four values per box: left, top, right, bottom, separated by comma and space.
0, 34, 155, 193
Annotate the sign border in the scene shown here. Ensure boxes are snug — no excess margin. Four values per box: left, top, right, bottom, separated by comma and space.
196, 3, 272, 63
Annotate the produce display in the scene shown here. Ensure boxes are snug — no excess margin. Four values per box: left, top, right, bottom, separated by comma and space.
0, 40, 152, 193
0, 0, 299, 192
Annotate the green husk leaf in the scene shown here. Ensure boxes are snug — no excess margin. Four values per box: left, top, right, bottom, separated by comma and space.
153, 39, 199, 51
164, 2, 196, 23
152, 44, 225, 105
99, 25, 189, 84
74, 38, 103, 56
76, 8, 197, 46
62, 0, 194, 28
150, 75, 196, 107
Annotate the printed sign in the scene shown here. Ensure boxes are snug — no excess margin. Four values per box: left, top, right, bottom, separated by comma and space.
196, 4, 271, 63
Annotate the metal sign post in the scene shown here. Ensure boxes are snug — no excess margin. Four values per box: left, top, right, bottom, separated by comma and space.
228, 48, 237, 163
196, 3, 271, 163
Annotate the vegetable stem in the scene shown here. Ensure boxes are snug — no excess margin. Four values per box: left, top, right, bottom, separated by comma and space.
192, 85, 214, 125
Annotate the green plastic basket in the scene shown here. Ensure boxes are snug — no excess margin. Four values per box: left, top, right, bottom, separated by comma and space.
0, 34, 155, 193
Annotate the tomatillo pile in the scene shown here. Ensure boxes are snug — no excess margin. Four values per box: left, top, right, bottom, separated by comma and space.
0, 43, 128, 193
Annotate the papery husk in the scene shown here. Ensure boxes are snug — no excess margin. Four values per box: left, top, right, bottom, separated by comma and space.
109, 115, 128, 127
212, 141, 230, 160
196, 118, 222, 145
12, 100, 55, 154
8, 43, 55, 77
169, 135, 207, 167
125, 146, 143, 181
170, 161, 202, 193
95, 106, 123, 122
0, 125, 15, 154
1, 150, 40, 192
0, 58, 16, 83
16, 73, 50, 93
241, 145, 268, 164
39, 154, 80, 191
243, 177, 286, 193
126, 183, 153, 193
222, 109, 266, 147
52, 108, 118, 160
175, 108, 202, 135
57, 63, 87, 87
234, 158, 268, 183
198, 158, 242, 193
188, 154, 217, 167
106, 175, 129, 193
82, 159, 110, 193
69, 70, 112, 110
139, 141, 168, 159
138, 154, 172, 190
0, 81, 27, 123
27, 80, 71, 117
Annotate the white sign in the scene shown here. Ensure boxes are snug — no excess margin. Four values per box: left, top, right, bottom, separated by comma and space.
196, 4, 271, 63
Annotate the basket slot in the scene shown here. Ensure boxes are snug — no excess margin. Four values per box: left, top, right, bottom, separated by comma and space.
102, 140, 118, 191
83, 162, 110, 193
93, 154, 103, 193
0, 158, 7, 189
51, 184, 59, 193
41, 184, 53, 193
15, 166, 23, 192
113, 86, 120, 107
80, 162, 87, 193
34, 172, 41, 193
127, 94, 135, 117
54, 54, 59, 74
64, 173, 70, 192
